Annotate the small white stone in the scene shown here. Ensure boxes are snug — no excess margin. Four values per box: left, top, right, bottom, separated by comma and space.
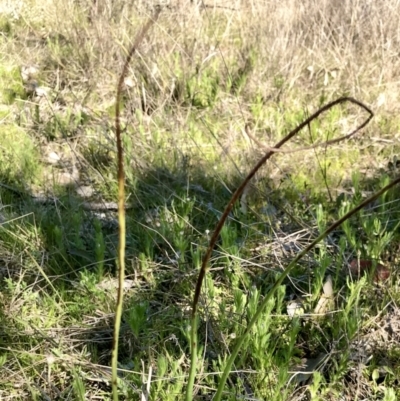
323, 275, 333, 297
76, 185, 94, 198
46, 152, 60, 164
287, 300, 304, 317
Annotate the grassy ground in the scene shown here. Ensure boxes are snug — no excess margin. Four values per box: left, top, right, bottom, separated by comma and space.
0, 0, 400, 399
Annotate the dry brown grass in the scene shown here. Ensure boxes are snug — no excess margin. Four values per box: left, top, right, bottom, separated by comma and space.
4, 0, 397, 185
8, 0, 400, 107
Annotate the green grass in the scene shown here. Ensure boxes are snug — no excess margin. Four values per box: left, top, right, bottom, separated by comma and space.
0, 0, 400, 400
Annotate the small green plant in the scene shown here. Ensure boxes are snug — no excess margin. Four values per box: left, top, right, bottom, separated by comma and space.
0, 125, 41, 185
0, 66, 26, 104
127, 301, 148, 337
72, 368, 86, 401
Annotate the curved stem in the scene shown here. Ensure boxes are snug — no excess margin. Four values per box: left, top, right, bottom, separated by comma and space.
189, 97, 373, 400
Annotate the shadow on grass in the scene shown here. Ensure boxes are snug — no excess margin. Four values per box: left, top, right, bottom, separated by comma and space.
0, 156, 400, 398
